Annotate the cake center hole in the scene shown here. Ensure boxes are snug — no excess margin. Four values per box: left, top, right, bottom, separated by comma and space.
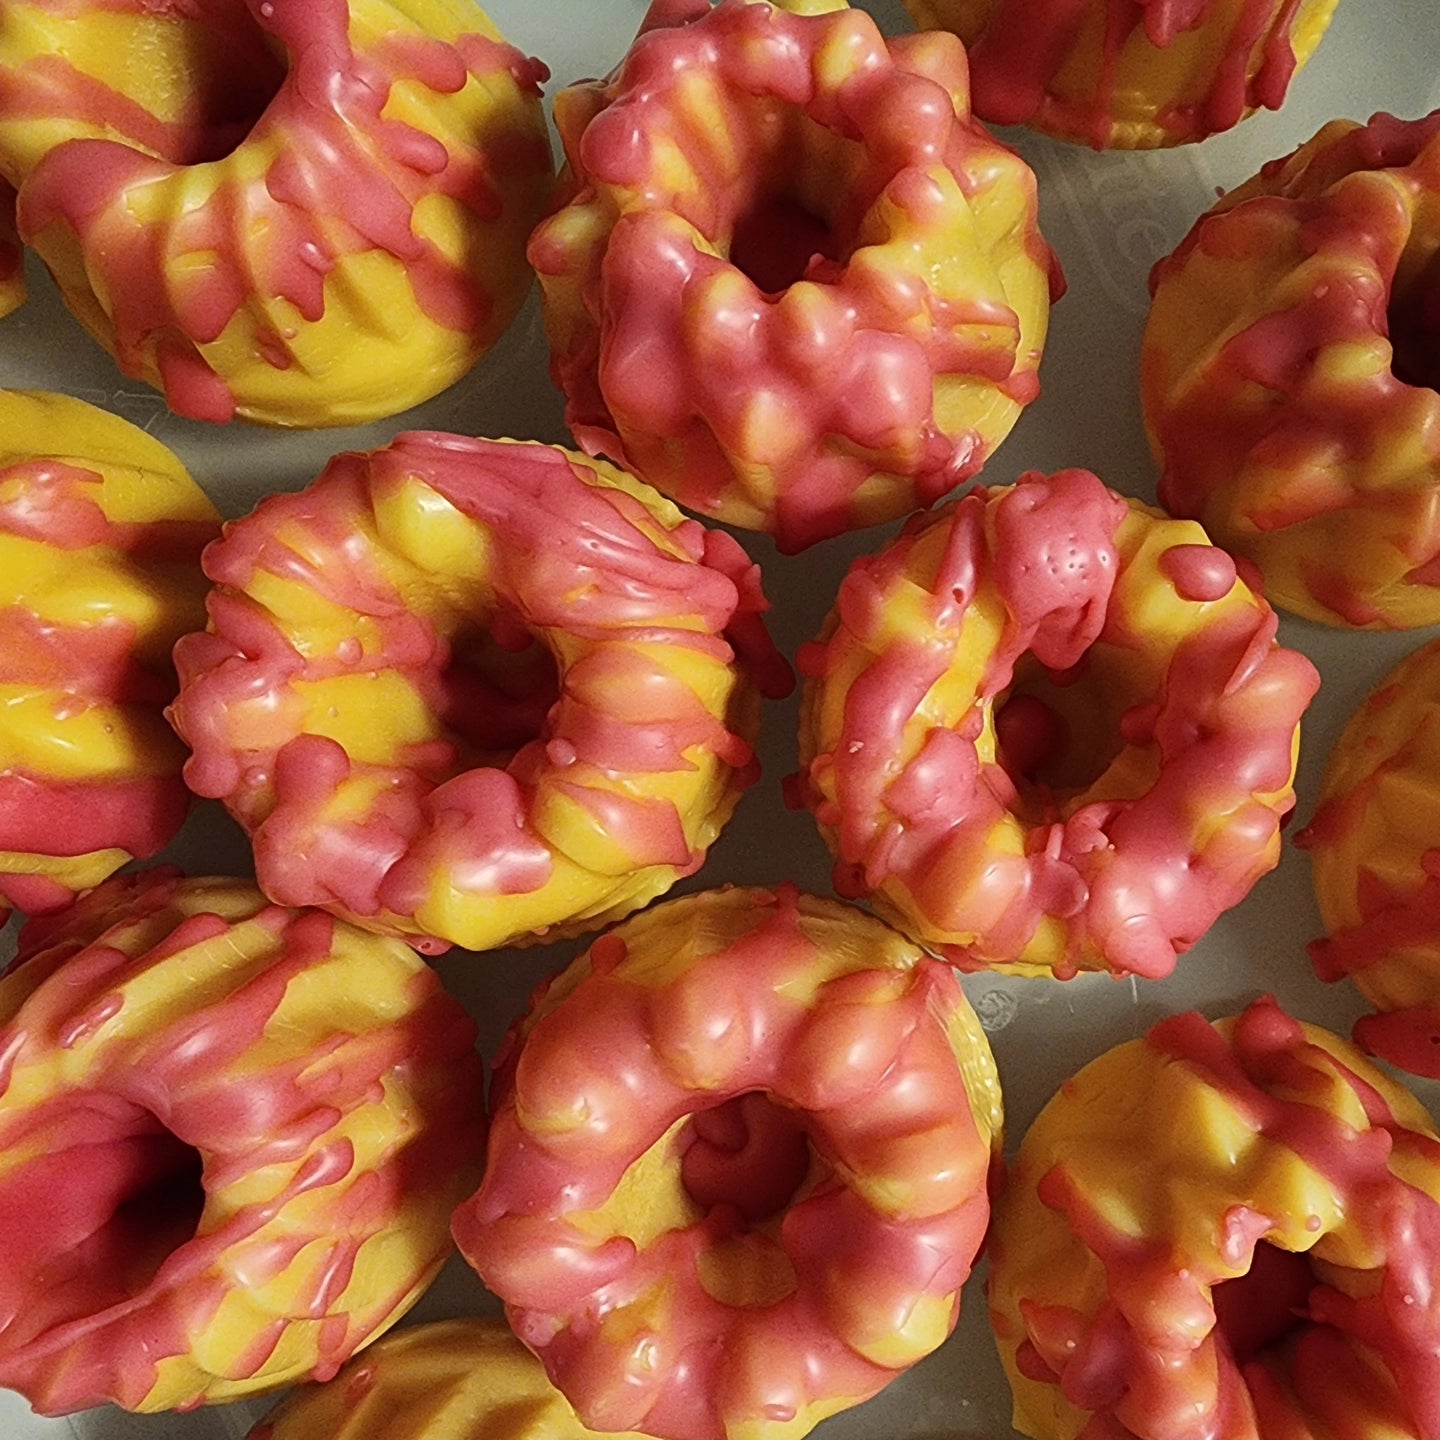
112, 1125, 207, 1284
720, 102, 864, 295
995, 658, 1126, 798
138, 5, 288, 164
679, 1092, 811, 1224
439, 608, 560, 764
1211, 1241, 1315, 1363
0, 1100, 206, 1343
729, 191, 845, 294
1389, 245, 1440, 392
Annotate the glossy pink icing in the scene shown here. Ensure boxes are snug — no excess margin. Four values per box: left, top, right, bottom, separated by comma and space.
9, 0, 550, 422
454, 884, 996, 1440
532, 0, 1060, 552
794, 468, 1319, 979
169, 434, 790, 952
1009, 997, 1440, 1440
0, 454, 218, 920
0, 868, 485, 1416
962, 0, 1310, 147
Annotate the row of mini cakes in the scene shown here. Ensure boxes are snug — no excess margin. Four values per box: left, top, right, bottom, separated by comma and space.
0, 0, 1350, 548
538, 5, 1440, 611
5, 0, 1429, 623
26, 865, 1438, 1440
243, 997, 1440, 1440
0, 875, 1003, 1432
2, 384, 1433, 1050
165, 442, 1317, 972
6, 0, 1425, 620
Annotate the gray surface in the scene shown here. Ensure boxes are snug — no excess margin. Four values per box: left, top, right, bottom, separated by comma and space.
0, 0, 1437, 1436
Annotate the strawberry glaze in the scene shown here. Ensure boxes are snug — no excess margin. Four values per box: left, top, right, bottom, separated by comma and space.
169, 434, 790, 954
1, 0, 552, 424
988, 997, 1440, 1440
454, 885, 1001, 1440
794, 468, 1318, 980
530, 0, 1059, 552
1144, 109, 1440, 628
0, 868, 485, 1416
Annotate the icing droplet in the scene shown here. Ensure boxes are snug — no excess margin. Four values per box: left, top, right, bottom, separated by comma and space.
1159, 544, 1238, 603
545, 738, 578, 767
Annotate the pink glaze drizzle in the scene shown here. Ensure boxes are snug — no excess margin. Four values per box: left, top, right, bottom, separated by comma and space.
454, 885, 996, 1440
795, 469, 1318, 979
169, 435, 790, 951
0, 868, 484, 1416
1011, 998, 1440, 1440
9, 0, 549, 422
962, 0, 1314, 147
532, 0, 1059, 552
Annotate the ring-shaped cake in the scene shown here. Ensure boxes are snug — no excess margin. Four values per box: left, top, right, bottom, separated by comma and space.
901, 0, 1340, 149
1300, 636, 1440, 1077
530, 0, 1059, 552
169, 434, 791, 954
0, 868, 485, 1416
988, 996, 1440, 1440
794, 468, 1320, 980
453, 884, 1004, 1440
0, 0, 554, 425
0, 389, 219, 923
1144, 109, 1440, 628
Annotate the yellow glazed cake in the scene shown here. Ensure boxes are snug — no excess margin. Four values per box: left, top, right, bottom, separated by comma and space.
531, 0, 1059, 551
989, 997, 1440, 1439
0, 389, 219, 922
0, 869, 485, 1415
1145, 110, 1440, 627
0, 0, 554, 424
